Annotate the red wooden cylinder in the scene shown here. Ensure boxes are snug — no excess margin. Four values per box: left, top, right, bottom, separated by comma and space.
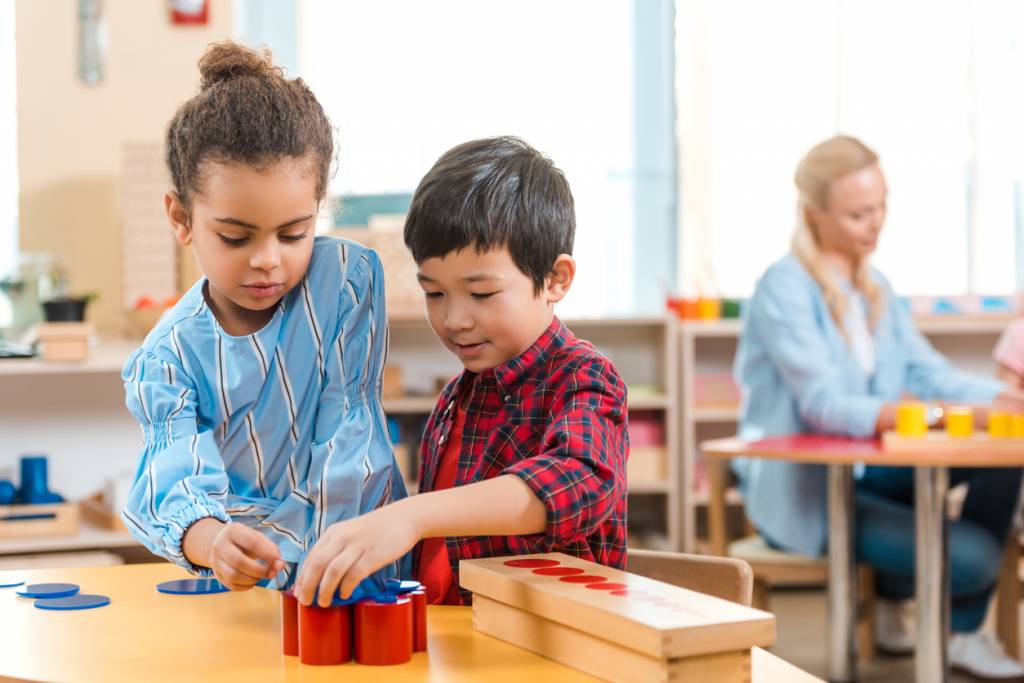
355, 597, 413, 665
281, 590, 299, 656
410, 589, 427, 652
298, 602, 352, 665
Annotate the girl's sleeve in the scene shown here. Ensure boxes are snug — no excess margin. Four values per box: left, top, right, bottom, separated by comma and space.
121, 348, 231, 573
753, 268, 884, 438
304, 246, 405, 549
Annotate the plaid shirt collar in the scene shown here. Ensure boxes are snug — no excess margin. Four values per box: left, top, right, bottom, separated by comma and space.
452, 316, 569, 396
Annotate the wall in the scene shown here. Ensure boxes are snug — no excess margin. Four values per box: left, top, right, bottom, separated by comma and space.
15, 0, 234, 334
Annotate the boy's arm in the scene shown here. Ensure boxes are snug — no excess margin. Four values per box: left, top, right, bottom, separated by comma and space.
294, 475, 545, 606
295, 355, 627, 607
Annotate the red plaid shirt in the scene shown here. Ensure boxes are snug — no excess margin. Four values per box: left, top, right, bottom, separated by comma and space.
414, 316, 629, 603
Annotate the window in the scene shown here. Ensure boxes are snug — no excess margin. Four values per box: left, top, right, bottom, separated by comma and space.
677, 0, 1024, 298
298, 0, 675, 316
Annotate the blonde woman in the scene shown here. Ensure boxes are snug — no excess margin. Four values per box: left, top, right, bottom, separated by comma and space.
734, 135, 1024, 680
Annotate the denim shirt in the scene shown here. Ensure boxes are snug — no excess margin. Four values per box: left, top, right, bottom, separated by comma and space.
732, 254, 1002, 557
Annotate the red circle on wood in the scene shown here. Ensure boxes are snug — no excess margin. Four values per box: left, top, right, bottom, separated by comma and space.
532, 567, 585, 576
609, 589, 645, 597
585, 582, 629, 591
504, 559, 560, 568
558, 575, 608, 584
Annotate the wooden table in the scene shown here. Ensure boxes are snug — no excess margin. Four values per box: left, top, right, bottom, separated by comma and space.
702, 434, 1024, 683
0, 563, 820, 682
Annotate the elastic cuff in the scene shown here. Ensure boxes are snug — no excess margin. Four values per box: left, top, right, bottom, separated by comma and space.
164, 499, 230, 575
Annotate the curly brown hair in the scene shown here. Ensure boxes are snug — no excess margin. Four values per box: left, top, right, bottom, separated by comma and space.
166, 41, 334, 211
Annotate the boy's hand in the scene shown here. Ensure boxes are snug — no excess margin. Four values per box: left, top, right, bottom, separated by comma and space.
208, 522, 285, 591
295, 505, 419, 607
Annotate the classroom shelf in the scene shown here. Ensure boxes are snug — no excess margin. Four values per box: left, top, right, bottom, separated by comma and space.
0, 519, 139, 556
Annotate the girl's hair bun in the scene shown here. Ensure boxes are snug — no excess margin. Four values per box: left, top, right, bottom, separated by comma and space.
198, 40, 280, 89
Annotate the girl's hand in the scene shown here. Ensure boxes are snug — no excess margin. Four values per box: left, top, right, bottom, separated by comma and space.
294, 505, 419, 607
208, 522, 284, 591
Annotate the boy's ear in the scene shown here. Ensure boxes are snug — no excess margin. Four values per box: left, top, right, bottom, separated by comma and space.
166, 192, 193, 246
545, 254, 576, 304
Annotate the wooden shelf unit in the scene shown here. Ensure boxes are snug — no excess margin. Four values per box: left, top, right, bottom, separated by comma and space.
387, 315, 681, 550
678, 313, 1013, 552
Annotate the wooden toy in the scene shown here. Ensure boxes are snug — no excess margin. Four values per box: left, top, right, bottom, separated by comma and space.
16, 583, 80, 599
945, 406, 974, 437
460, 553, 775, 683
155, 578, 228, 595
1014, 414, 1024, 438
35, 322, 92, 362
281, 591, 299, 657
895, 401, 927, 437
354, 597, 413, 665
34, 594, 111, 611
298, 602, 352, 665
989, 411, 1012, 438
410, 588, 427, 653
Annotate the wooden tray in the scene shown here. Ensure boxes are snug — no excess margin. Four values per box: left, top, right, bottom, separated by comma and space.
79, 494, 125, 532
0, 502, 79, 539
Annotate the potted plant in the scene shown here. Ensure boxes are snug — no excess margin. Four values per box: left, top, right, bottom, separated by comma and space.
41, 292, 99, 323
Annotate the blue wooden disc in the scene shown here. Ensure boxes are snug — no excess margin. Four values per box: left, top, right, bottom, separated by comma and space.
35, 593, 111, 611
156, 578, 229, 595
0, 577, 24, 588
16, 583, 80, 599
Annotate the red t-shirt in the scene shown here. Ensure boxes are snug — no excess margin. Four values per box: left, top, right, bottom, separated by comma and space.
416, 402, 465, 604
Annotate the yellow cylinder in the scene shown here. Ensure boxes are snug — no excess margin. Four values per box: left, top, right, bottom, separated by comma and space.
989, 411, 1012, 438
1013, 414, 1024, 439
895, 402, 927, 437
946, 407, 974, 438
696, 298, 721, 320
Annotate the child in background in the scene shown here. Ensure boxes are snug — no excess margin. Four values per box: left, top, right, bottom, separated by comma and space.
121, 42, 405, 591
994, 318, 1024, 388
295, 136, 629, 607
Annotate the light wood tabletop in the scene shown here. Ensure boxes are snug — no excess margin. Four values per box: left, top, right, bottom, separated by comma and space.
0, 563, 820, 682
702, 434, 1024, 467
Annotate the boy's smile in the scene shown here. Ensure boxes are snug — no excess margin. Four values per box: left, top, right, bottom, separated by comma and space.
417, 247, 574, 373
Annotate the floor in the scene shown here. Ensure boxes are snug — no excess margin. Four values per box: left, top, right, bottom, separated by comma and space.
771, 588, 1002, 682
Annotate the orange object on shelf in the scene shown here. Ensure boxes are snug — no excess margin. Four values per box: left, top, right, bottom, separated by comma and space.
678, 299, 700, 319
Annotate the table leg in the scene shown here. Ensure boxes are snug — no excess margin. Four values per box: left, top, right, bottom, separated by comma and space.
828, 463, 858, 682
915, 466, 950, 683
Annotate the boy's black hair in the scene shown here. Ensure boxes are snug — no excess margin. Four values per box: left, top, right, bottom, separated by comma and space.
166, 41, 334, 211
403, 136, 575, 293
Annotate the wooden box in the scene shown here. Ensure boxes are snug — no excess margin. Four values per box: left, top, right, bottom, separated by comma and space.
0, 502, 79, 539
461, 553, 775, 683
79, 494, 126, 532
36, 323, 93, 362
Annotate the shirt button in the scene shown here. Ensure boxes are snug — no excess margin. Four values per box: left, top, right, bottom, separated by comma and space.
438, 433, 446, 447
504, 395, 512, 403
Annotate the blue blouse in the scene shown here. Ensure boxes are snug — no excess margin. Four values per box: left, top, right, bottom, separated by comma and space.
733, 254, 1002, 557
121, 236, 406, 585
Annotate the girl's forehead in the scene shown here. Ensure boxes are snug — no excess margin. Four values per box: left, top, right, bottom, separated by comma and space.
193, 159, 319, 215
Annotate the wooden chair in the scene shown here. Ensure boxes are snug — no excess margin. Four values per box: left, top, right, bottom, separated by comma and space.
706, 455, 877, 661
628, 548, 754, 606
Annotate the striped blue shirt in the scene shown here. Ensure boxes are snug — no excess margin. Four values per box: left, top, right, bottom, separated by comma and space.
121, 236, 407, 586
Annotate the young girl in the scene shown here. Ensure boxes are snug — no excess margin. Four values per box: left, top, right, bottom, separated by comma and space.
121, 41, 405, 591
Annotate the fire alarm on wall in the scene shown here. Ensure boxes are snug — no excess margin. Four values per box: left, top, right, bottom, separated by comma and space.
169, 0, 208, 25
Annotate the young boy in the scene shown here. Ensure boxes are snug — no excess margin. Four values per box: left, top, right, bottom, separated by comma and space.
295, 136, 628, 606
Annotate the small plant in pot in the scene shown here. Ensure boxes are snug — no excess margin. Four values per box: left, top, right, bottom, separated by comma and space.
41, 292, 99, 323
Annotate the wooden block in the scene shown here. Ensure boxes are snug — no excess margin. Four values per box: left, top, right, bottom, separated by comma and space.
36, 322, 93, 342
0, 502, 79, 539
473, 595, 752, 683
459, 553, 775, 660
883, 430, 1024, 455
